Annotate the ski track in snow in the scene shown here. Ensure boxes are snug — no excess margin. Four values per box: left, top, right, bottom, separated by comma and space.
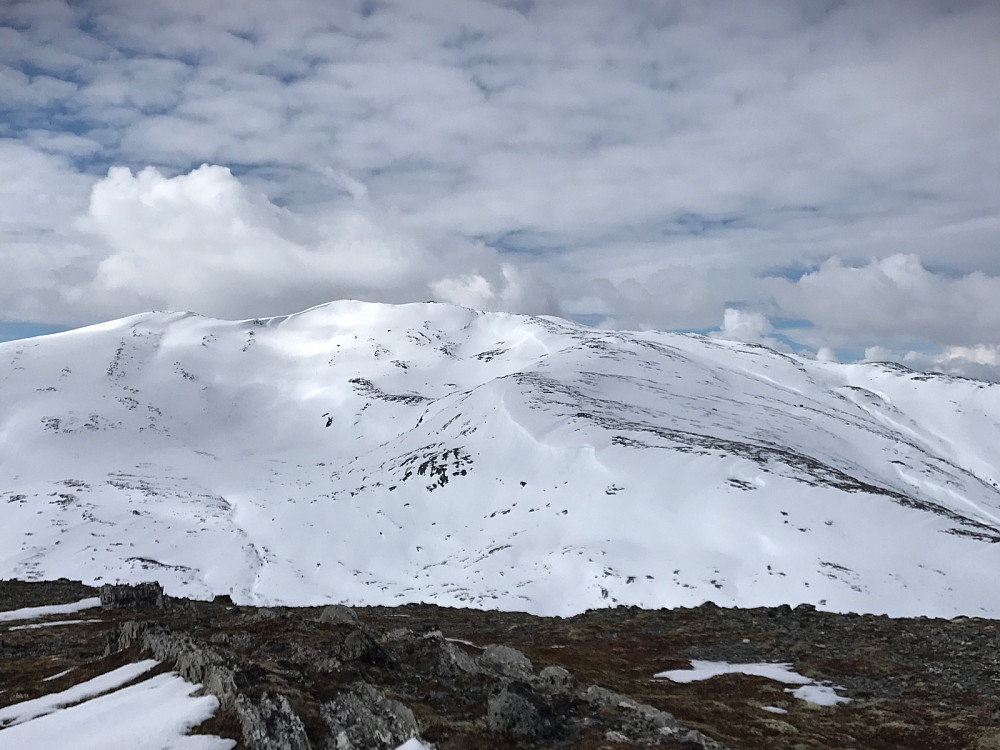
1, 300, 999, 617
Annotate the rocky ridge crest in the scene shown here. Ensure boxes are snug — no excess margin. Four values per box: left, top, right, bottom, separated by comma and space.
3, 579, 1000, 749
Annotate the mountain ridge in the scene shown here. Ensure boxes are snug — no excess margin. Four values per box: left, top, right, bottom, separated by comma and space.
2, 300, 999, 617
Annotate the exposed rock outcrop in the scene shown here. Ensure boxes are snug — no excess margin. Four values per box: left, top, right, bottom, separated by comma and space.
95, 590, 731, 749
11, 578, 1000, 750
320, 682, 417, 750
99, 581, 165, 609
487, 681, 554, 738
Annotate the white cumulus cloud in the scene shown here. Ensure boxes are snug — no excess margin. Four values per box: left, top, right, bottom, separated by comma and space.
3, 159, 551, 323
710, 308, 791, 353
779, 254, 1000, 347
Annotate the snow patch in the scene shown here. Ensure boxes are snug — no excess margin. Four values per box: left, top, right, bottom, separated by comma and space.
395, 740, 435, 750
0, 660, 159, 727
7, 619, 101, 631
0, 662, 233, 749
0, 598, 101, 623
654, 660, 851, 706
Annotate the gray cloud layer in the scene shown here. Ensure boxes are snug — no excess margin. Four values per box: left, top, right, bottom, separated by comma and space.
2, 0, 999, 370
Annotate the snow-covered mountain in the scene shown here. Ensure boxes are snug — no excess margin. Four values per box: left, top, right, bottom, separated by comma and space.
2, 301, 999, 617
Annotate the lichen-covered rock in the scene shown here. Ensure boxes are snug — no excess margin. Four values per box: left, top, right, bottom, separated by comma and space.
582, 684, 634, 710
535, 665, 578, 694
487, 681, 552, 738
319, 604, 360, 626
478, 644, 534, 680
111, 621, 242, 708
582, 684, 730, 749
237, 691, 312, 750
99, 581, 164, 609
320, 681, 419, 750
380, 628, 477, 678
341, 628, 376, 662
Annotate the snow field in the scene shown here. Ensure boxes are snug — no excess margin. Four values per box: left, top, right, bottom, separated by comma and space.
1, 301, 999, 616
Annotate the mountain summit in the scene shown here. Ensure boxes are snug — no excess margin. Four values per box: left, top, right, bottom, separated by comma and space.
2, 301, 999, 616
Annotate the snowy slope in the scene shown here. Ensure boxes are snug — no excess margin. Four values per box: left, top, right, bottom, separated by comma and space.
2, 301, 999, 617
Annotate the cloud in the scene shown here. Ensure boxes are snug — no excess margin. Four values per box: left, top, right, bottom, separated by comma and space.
0, 0, 999, 369
0, 139, 96, 321
778, 254, 1000, 348
69, 164, 543, 320
709, 308, 793, 353
0, 150, 551, 324
815, 347, 838, 363
713, 308, 773, 344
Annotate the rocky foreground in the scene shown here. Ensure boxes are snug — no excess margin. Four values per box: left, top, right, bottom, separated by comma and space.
2, 580, 999, 749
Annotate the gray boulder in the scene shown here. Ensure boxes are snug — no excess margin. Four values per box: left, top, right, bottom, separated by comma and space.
477, 644, 534, 680
536, 665, 578, 694
380, 628, 477, 678
319, 604, 360, 626
487, 682, 552, 739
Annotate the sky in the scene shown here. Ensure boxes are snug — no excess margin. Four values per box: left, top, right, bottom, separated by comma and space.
2, 0, 999, 375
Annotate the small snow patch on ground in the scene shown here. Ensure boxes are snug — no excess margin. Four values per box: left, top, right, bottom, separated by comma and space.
41, 668, 76, 682
789, 683, 851, 706
0, 598, 102, 623
445, 637, 480, 648
395, 739, 435, 750
654, 660, 851, 706
8, 619, 102, 631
